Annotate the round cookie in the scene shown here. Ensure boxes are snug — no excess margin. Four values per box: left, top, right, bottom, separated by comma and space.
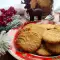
43, 29, 60, 43
36, 45, 51, 56
45, 43, 60, 54
16, 29, 42, 52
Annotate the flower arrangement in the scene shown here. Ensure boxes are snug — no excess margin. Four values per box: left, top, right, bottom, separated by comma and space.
0, 7, 17, 31
0, 6, 27, 32
0, 31, 10, 55
0, 6, 27, 56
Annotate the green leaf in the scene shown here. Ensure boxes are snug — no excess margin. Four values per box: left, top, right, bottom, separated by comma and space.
0, 27, 6, 32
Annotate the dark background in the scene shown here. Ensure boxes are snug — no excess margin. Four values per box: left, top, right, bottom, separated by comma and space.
0, 52, 17, 60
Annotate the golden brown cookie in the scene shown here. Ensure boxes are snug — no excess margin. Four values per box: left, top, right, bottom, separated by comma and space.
23, 23, 37, 29
17, 29, 42, 52
23, 23, 45, 38
55, 25, 60, 30
45, 43, 60, 54
37, 24, 55, 30
36, 45, 51, 56
43, 29, 60, 43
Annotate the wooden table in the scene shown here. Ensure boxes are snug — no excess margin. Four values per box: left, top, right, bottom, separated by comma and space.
0, 52, 17, 60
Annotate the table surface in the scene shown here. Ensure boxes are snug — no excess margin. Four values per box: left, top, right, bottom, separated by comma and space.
0, 52, 17, 60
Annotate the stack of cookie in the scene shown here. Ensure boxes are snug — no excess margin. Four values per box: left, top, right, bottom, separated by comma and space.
37, 24, 60, 56
16, 23, 60, 56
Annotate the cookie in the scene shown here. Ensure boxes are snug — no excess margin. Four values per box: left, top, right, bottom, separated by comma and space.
43, 29, 60, 43
23, 23, 36, 29
55, 25, 60, 30
36, 45, 51, 56
23, 23, 45, 38
37, 24, 55, 30
45, 43, 60, 54
17, 29, 42, 52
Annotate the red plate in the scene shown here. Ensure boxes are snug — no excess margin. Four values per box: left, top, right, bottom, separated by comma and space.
7, 20, 60, 60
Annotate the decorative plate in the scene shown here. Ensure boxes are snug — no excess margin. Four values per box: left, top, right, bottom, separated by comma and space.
7, 20, 60, 60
